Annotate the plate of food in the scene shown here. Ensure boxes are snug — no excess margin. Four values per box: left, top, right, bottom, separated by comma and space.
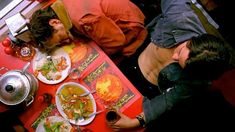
56, 82, 97, 126
35, 116, 74, 132
32, 48, 71, 84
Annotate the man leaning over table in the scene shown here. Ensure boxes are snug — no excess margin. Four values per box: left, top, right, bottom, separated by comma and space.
109, 0, 233, 131
28, 0, 147, 63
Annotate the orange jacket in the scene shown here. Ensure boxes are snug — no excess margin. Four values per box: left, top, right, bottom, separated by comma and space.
59, 0, 147, 56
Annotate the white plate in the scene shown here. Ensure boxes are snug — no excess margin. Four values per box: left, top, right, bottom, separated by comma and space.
32, 48, 71, 84
35, 116, 73, 132
56, 82, 97, 126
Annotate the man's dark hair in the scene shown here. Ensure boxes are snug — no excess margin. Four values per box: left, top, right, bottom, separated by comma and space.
184, 34, 231, 80
29, 7, 58, 49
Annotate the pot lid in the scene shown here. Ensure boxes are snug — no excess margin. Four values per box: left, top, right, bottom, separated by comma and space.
0, 70, 30, 105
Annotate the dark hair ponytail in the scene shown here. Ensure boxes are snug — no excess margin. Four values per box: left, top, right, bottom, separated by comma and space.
184, 34, 230, 80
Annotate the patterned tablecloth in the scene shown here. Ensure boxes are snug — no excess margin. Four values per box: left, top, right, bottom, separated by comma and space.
0, 40, 143, 132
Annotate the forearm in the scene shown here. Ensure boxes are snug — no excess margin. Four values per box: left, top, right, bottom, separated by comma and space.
110, 113, 143, 131
143, 85, 193, 124
119, 114, 145, 128
127, 117, 142, 128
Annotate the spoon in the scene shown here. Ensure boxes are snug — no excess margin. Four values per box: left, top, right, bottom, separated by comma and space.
85, 110, 103, 118
46, 55, 52, 62
79, 89, 96, 97
73, 110, 104, 124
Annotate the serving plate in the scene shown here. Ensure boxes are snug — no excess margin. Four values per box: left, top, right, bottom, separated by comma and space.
35, 116, 73, 132
56, 82, 97, 126
32, 48, 71, 84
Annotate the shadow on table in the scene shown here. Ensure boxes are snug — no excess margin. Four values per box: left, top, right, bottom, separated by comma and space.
0, 105, 28, 132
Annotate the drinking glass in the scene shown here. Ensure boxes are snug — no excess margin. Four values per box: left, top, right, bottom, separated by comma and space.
105, 106, 120, 124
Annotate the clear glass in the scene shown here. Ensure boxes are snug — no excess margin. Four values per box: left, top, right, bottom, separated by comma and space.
69, 67, 81, 80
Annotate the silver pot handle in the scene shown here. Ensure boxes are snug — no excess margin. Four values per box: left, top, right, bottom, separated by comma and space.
22, 62, 30, 74
0, 67, 9, 76
25, 95, 34, 107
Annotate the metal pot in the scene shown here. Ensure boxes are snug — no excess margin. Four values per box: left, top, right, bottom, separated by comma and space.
0, 62, 38, 106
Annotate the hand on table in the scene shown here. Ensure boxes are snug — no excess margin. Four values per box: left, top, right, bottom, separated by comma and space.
107, 111, 140, 131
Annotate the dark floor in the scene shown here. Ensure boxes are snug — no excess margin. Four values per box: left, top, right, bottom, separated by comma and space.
207, 2, 235, 49
131, 0, 161, 24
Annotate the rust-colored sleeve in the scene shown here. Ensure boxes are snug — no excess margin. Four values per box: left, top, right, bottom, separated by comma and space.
74, 14, 126, 55
74, 14, 147, 56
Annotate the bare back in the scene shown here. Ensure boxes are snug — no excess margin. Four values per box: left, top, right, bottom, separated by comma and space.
138, 42, 176, 85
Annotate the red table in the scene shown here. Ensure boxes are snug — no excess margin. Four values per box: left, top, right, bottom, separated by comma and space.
0, 40, 143, 132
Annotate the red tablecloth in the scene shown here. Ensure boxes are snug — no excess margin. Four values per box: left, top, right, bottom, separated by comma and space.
0, 40, 143, 132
